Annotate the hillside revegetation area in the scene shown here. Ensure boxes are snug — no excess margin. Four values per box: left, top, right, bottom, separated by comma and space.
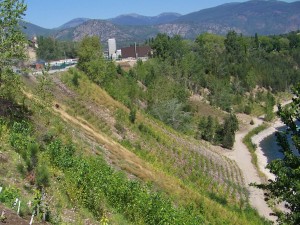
1, 0, 300, 224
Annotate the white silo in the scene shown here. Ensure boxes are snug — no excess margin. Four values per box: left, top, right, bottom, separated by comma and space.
108, 38, 116, 59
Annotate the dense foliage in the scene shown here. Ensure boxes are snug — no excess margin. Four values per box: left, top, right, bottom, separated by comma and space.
0, 0, 27, 100
47, 139, 205, 224
76, 31, 300, 146
77, 36, 106, 83
36, 36, 78, 61
196, 114, 238, 149
253, 84, 300, 225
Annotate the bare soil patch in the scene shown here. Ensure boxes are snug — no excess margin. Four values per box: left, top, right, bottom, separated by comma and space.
0, 204, 46, 225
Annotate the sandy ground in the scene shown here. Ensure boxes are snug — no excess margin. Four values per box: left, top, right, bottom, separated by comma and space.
224, 117, 276, 222
224, 100, 293, 222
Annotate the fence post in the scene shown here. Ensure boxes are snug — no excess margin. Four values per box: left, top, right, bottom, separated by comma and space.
17, 200, 21, 215
29, 211, 35, 225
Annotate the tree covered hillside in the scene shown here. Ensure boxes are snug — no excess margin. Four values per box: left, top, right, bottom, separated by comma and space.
74, 31, 300, 148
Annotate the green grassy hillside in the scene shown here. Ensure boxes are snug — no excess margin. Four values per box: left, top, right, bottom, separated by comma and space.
0, 69, 270, 224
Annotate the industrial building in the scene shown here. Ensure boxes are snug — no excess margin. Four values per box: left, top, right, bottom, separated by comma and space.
120, 45, 151, 59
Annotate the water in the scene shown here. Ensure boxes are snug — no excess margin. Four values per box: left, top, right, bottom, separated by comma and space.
259, 122, 299, 164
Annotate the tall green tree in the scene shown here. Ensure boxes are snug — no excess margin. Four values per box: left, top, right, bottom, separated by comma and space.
0, 0, 27, 100
195, 33, 225, 76
224, 31, 245, 64
253, 84, 300, 225
222, 114, 239, 149
77, 36, 106, 84
150, 33, 171, 60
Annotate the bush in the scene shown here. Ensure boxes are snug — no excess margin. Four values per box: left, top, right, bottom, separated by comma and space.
129, 107, 136, 124
244, 104, 252, 115
0, 186, 20, 206
114, 122, 126, 136
36, 164, 50, 188
71, 70, 80, 87
47, 139, 204, 224
16, 163, 26, 177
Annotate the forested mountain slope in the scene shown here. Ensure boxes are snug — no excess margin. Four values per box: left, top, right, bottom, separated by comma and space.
23, 0, 300, 42
175, 0, 300, 35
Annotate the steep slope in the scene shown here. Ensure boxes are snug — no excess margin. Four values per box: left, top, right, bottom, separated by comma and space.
9, 69, 269, 224
54, 19, 157, 46
0, 204, 45, 225
55, 20, 128, 42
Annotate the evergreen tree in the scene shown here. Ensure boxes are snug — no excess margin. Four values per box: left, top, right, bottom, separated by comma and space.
222, 114, 239, 149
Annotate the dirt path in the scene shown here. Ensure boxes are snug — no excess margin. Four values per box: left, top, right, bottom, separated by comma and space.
224, 100, 293, 222
224, 117, 276, 222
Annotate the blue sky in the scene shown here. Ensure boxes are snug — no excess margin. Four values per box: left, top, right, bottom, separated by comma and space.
24, 0, 297, 29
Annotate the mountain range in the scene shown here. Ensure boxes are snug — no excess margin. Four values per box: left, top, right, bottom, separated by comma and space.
23, 0, 300, 45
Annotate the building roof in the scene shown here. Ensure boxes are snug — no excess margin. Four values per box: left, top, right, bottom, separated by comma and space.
121, 46, 151, 58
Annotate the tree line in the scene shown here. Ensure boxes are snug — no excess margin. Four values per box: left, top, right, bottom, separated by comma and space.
36, 36, 78, 61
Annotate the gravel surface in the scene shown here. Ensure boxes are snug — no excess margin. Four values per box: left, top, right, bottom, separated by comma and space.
224, 117, 276, 222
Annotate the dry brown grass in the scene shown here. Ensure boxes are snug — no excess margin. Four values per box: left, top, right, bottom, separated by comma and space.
189, 95, 226, 121
115, 61, 133, 72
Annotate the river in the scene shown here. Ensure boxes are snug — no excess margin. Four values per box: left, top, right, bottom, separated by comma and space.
252, 119, 300, 180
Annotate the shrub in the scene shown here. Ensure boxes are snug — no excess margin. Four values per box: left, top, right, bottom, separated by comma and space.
71, 70, 80, 87
129, 107, 136, 124
244, 104, 252, 115
36, 164, 50, 188
0, 186, 20, 206
114, 122, 126, 136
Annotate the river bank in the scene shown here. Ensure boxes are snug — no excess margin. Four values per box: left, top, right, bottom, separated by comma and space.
252, 118, 300, 181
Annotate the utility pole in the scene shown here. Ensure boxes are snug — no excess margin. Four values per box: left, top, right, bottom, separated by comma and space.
135, 42, 137, 59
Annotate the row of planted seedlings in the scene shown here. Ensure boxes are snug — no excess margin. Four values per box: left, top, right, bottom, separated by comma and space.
58, 70, 257, 221
124, 116, 247, 207
1, 105, 206, 224
63, 84, 248, 211
46, 138, 206, 225
0, 117, 51, 222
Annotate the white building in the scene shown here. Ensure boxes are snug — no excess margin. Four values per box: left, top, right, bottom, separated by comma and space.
116, 49, 122, 59
108, 38, 116, 59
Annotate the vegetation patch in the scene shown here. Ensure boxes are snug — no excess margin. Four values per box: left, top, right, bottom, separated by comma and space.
243, 124, 268, 168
